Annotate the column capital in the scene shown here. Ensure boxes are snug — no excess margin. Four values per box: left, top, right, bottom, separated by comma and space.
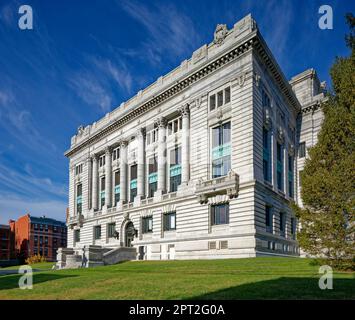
178, 103, 190, 118
154, 117, 167, 128
136, 127, 146, 139
119, 140, 128, 148
91, 153, 99, 162
105, 146, 113, 156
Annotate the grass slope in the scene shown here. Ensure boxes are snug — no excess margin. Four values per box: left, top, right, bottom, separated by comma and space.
0, 257, 353, 300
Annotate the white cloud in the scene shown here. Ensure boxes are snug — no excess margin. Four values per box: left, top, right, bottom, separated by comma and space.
0, 195, 67, 224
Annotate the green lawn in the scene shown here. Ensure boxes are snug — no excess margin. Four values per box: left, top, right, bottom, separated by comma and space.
0, 257, 353, 300
0, 262, 54, 271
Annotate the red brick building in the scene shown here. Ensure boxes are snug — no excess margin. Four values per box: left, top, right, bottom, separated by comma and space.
9, 214, 67, 262
0, 224, 13, 260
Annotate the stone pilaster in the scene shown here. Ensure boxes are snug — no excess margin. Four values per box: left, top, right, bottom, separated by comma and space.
105, 146, 113, 207
119, 140, 128, 204
155, 117, 167, 194
179, 103, 190, 185
86, 156, 92, 210
92, 154, 99, 210
136, 128, 146, 199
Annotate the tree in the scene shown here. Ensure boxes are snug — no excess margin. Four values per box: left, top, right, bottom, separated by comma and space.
292, 14, 355, 269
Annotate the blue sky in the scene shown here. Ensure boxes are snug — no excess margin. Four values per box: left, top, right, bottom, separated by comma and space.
0, 0, 353, 224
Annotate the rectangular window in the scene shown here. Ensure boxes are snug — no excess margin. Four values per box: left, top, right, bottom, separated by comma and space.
74, 229, 80, 242
75, 164, 83, 175
212, 122, 231, 178
288, 155, 294, 198
217, 91, 223, 107
163, 212, 176, 231
280, 212, 286, 237
167, 117, 182, 136
265, 206, 273, 233
263, 128, 270, 182
107, 223, 116, 238
99, 155, 105, 167
224, 87, 231, 104
76, 184, 82, 215
94, 225, 101, 240
277, 142, 283, 190
262, 89, 270, 108
148, 157, 158, 198
299, 142, 306, 158
114, 171, 120, 204
211, 203, 229, 225
130, 165, 137, 202
112, 147, 120, 161
170, 147, 181, 192
100, 177, 105, 207
291, 217, 296, 239
210, 95, 216, 111
209, 86, 231, 111
142, 216, 153, 234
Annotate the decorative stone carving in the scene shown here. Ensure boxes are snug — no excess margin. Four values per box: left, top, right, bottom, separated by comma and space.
254, 72, 261, 87
289, 144, 295, 156
237, 73, 246, 87
213, 24, 228, 46
119, 140, 128, 148
136, 127, 146, 138
105, 146, 113, 156
77, 125, 84, 136
263, 107, 272, 130
277, 126, 285, 143
178, 103, 190, 118
195, 96, 202, 109
154, 117, 167, 128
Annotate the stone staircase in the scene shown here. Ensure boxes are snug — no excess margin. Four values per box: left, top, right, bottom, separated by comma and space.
56, 245, 137, 269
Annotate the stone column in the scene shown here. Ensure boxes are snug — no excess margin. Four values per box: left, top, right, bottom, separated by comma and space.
119, 140, 128, 203
92, 154, 99, 210
86, 156, 92, 210
179, 103, 190, 185
155, 117, 167, 193
136, 128, 146, 199
105, 146, 113, 207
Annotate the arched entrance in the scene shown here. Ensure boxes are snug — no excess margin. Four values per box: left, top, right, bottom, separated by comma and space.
124, 221, 135, 247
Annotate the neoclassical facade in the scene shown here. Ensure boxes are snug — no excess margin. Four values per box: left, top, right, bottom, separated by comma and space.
60, 14, 326, 266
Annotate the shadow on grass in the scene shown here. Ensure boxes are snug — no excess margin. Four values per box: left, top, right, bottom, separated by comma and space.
0, 273, 78, 291
188, 277, 355, 300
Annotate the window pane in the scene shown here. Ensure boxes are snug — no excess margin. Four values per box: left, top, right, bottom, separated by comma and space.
224, 87, 231, 104
212, 127, 220, 148
131, 165, 137, 180
223, 122, 231, 144
210, 95, 216, 111
217, 91, 223, 107
299, 142, 306, 158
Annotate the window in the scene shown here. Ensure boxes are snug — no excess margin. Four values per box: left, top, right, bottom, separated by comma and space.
280, 213, 286, 237
299, 170, 303, 187
76, 184, 82, 215
100, 177, 105, 207
39, 236, 43, 245
142, 216, 153, 234
75, 164, 83, 175
163, 212, 176, 231
170, 146, 181, 192
130, 165, 137, 202
107, 223, 116, 238
291, 217, 296, 239
265, 206, 273, 233
34, 224, 38, 230
114, 171, 120, 205
74, 229, 80, 242
212, 122, 231, 178
209, 86, 231, 111
94, 225, 101, 240
299, 142, 306, 158
146, 124, 158, 145
288, 155, 294, 198
148, 156, 158, 197
263, 128, 271, 182
34, 236, 38, 245
33, 247, 38, 255
112, 147, 120, 161
262, 89, 270, 108
99, 155, 106, 167
211, 204, 229, 225
53, 226, 57, 233
167, 117, 182, 136
45, 236, 48, 246
277, 142, 283, 190
40, 224, 43, 231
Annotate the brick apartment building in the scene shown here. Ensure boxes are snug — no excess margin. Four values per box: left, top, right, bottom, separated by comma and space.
9, 214, 67, 262
0, 224, 13, 260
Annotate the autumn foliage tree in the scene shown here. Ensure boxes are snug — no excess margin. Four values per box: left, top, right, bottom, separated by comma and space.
292, 14, 355, 269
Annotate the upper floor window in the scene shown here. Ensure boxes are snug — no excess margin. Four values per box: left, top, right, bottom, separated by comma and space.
100, 177, 105, 207
112, 147, 120, 161
291, 217, 296, 239
170, 146, 181, 192
146, 124, 158, 146
114, 171, 120, 205
209, 86, 231, 111
163, 212, 176, 231
142, 216, 153, 234
148, 156, 158, 198
262, 89, 271, 108
99, 155, 105, 167
279, 212, 286, 237
263, 128, 271, 182
288, 155, 294, 198
75, 164, 83, 175
277, 142, 283, 190
76, 184, 82, 215
211, 203, 229, 225
167, 117, 182, 136
130, 164, 138, 202
212, 122, 231, 178
299, 142, 306, 158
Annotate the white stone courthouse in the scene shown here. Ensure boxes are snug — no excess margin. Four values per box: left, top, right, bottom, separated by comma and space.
58, 14, 326, 268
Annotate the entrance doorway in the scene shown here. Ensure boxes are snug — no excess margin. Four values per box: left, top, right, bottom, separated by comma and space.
124, 221, 135, 247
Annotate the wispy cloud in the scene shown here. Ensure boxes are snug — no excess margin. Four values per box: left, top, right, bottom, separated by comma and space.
120, 0, 201, 64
